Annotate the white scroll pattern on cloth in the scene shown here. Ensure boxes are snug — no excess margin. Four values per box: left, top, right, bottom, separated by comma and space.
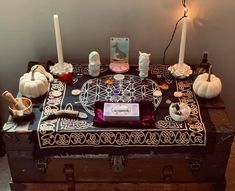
38, 68, 206, 149
72, 63, 108, 75
149, 65, 173, 84
38, 79, 94, 148
155, 79, 205, 145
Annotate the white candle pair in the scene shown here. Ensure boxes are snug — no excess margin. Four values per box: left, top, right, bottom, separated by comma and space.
53, 13, 188, 71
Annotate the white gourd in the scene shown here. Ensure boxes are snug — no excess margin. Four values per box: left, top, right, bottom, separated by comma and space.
193, 65, 222, 99
19, 66, 49, 98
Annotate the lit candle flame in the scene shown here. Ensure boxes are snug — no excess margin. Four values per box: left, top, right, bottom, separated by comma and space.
184, 7, 188, 17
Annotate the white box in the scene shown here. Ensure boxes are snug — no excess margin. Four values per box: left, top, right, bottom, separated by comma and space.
103, 103, 140, 121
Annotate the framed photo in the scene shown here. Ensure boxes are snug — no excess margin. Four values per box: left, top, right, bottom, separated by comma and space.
110, 37, 129, 64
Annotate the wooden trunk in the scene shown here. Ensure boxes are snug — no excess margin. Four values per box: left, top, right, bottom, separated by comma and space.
3, 108, 234, 191
2, 62, 235, 191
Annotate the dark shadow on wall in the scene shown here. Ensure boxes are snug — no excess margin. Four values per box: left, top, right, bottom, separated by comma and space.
0, 106, 6, 157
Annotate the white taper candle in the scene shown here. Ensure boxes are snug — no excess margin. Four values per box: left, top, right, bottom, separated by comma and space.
53, 14, 64, 65
178, 17, 188, 66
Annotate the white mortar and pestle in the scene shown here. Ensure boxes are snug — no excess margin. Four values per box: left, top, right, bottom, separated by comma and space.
2, 91, 33, 118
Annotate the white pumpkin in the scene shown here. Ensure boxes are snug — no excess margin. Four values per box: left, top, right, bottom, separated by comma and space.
19, 67, 49, 98
193, 66, 222, 99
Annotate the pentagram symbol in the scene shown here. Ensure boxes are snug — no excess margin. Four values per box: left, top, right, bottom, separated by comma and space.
79, 75, 162, 116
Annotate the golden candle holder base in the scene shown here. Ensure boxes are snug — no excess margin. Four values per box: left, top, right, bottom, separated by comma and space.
168, 63, 192, 79
49, 62, 73, 76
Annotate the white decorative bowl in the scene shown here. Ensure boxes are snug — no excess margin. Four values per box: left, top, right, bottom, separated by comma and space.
169, 102, 191, 122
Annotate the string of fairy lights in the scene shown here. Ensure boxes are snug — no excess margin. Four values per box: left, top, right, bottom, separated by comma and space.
162, 0, 188, 65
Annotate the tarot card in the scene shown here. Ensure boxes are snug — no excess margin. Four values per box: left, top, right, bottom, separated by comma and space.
110, 37, 129, 64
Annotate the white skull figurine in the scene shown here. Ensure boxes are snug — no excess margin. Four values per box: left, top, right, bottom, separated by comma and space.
138, 51, 151, 79
88, 51, 101, 77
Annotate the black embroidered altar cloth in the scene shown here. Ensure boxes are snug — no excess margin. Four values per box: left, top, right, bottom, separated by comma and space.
30, 63, 215, 157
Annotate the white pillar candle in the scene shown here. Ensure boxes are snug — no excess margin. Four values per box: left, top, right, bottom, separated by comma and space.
53, 14, 64, 65
178, 17, 188, 66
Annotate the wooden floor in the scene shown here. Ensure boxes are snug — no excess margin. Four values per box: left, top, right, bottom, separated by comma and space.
0, 138, 235, 191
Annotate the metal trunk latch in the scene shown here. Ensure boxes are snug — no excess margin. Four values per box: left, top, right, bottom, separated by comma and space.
36, 158, 48, 173
63, 164, 75, 191
110, 155, 126, 172
188, 158, 202, 173
162, 165, 173, 182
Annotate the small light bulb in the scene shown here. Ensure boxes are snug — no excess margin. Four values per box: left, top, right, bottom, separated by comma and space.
184, 7, 188, 16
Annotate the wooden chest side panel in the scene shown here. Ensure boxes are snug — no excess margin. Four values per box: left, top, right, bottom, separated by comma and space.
7, 152, 227, 183
9, 182, 226, 191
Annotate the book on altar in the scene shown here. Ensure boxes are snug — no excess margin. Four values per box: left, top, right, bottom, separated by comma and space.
103, 103, 139, 122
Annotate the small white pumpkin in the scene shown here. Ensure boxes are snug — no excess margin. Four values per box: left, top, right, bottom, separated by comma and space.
19, 66, 49, 98
193, 65, 222, 99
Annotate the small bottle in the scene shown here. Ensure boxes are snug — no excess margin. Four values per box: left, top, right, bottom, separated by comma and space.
2, 91, 27, 110
193, 51, 211, 80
